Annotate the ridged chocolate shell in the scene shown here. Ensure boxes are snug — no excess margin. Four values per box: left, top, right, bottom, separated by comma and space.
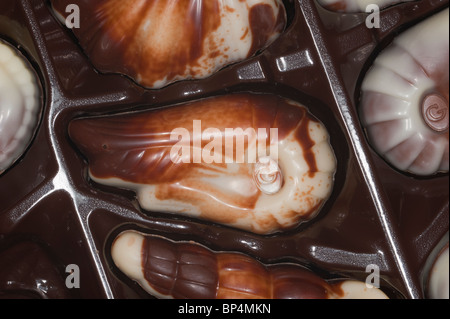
0, 41, 41, 175
51, 0, 286, 89
360, 8, 449, 176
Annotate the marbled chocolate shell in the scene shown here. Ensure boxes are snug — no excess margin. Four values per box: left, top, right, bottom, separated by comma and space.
316, 0, 416, 12
50, 0, 286, 89
360, 8, 449, 176
0, 40, 41, 175
69, 94, 337, 234
111, 231, 389, 299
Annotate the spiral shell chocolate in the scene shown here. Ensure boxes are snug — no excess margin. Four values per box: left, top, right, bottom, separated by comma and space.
69, 93, 337, 234
253, 156, 283, 195
50, 0, 286, 89
111, 231, 389, 299
360, 8, 449, 176
0, 40, 41, 175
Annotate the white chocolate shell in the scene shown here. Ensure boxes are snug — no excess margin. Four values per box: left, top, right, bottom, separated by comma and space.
0, 41, 41, 174
51, 0, 286, 89
69, 94, 337, 234
360, 8, 449, 176
316, 0, 415, 12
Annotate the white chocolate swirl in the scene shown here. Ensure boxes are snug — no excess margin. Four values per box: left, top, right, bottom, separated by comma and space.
360, 8, 449, 176
0, 41, 41, 174
253, 156, 283, 195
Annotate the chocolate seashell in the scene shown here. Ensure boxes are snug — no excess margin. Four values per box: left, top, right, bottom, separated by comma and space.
69, 93, 337, 234
50, 0, 286, 89
111, 230, 389, 299
360, 8, 449, 176
0, 40, 41, 175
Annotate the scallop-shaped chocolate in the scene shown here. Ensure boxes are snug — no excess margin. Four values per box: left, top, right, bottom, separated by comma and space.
0, 41, 41, 175
50, 0, 286, 89
69, 94, 337, 234
316, 0, 415, 12
360, 8, 449, 176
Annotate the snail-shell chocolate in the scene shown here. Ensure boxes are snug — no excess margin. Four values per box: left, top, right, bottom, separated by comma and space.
111, 231, 389, 299
50, 0, 286, 89
316, 0, 416, 12
360, 8, 449, 176
0, 41, 41, 174
69, 94, 337, 234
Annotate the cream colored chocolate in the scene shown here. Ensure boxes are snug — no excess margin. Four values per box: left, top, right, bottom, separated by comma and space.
111, 231, 389, 299
328, 281, 389, 299
317, 0, 415, 12
0, 41, 40, 174
51, 0, 286, 89
69, 94, 337, 234
111, 231, 165, 299
360, 8, 449, 175
428, 245, 449, 299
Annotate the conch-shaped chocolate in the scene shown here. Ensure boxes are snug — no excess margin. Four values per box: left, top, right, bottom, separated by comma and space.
69, 94, 337, 234
50, 0, 286, 89
111, 231, 389, 299
360, 8, 449, 176
316, 0, 416, 12
0, 40, 41, 175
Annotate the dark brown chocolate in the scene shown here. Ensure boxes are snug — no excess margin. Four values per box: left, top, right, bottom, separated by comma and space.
139, 233, 341, 299
0, 0, 448, 299
0, 239, 72, 299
